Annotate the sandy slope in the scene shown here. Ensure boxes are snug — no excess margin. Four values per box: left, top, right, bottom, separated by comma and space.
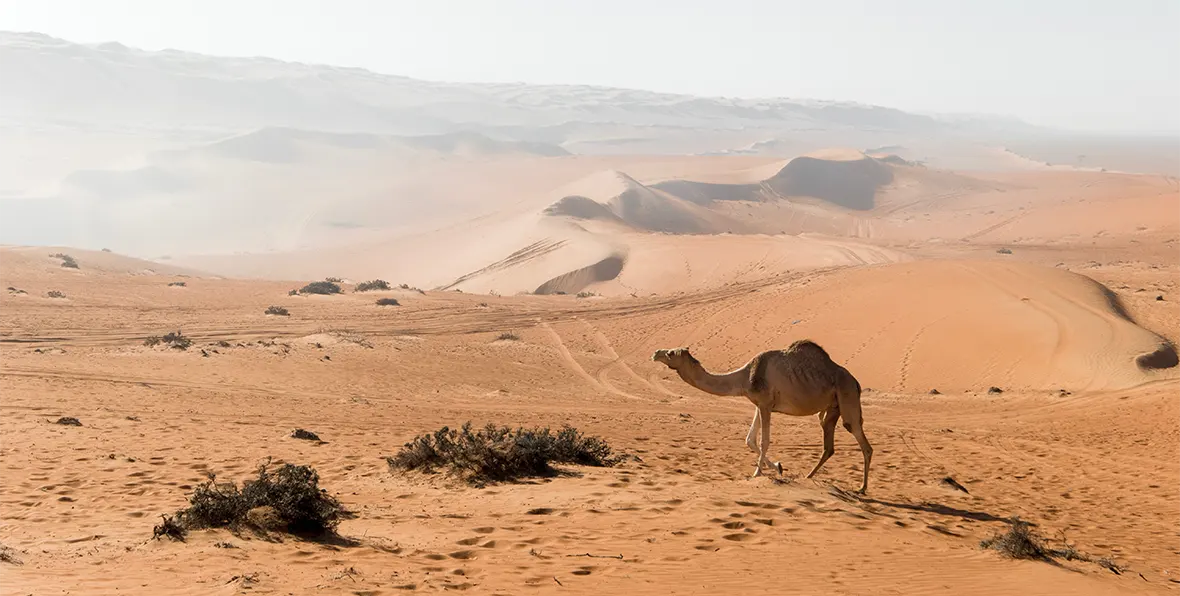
2, 241, 1179, 594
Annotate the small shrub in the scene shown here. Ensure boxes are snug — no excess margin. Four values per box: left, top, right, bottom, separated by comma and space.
162, 462, 344, 536
996, 248, 1013, 255
0, 543, 24, 565
324, 277, 343, 283
987, 386, 1003, 394
291, 429, 321, 441
51, 253, 79, 268
288, 289, 299, 296
980, 518, 1047, 560
46, 290, 66, 299
299, 281, 342, 295
496, 332, 520, 341
7, 287, 27, 295
144, 331, 193, 350
101, 248, 112, 253
168, 281, 186, 287
55, 416, 82, 426
265, 306, 290, 316
376, 298, 400, 306
355, 279, 391, 292
152, 514, 186, 541
398, 284, 425, 294
575, 291, 598, 298
387, 422, 624, 486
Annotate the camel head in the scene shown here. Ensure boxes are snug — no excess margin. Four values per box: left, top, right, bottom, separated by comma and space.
652, 347, 696, 370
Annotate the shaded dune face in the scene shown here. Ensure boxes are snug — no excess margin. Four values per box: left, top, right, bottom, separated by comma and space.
533, 254, 626, 295
765, 156, 894, 210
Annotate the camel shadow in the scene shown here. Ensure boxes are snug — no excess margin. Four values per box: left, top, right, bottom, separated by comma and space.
824, 485, 1015, 525
857, 497, 1014, 524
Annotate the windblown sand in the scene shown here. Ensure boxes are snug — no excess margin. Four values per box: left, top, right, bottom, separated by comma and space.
1, 157, 1178, 595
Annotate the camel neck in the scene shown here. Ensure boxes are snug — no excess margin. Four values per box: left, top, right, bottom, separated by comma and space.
676, 362, 749, 397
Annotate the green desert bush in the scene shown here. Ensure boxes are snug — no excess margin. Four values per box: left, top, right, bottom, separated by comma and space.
387, 422, 623, 486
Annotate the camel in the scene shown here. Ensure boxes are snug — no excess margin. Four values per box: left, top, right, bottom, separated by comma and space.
652, 340, 873, 493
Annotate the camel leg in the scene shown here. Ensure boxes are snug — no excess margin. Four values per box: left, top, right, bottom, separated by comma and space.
745, 408, 760, 454
846, 421, 873, 494
805, 404, 841, 479
752, 405, 773, 478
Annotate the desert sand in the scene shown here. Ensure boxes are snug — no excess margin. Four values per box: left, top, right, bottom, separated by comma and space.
2, 150, 1179, 596
3, 32, 1180, 596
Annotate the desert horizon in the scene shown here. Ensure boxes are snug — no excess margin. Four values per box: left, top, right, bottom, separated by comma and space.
2, 7, 1179, 595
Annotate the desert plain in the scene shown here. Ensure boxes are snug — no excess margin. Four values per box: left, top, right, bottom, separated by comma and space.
1, 32, 1179, 596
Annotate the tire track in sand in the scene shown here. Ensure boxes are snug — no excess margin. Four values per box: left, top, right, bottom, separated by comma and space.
540, 321, 643, 401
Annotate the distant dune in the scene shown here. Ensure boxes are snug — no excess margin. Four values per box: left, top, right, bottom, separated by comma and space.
764, 152, 894, 210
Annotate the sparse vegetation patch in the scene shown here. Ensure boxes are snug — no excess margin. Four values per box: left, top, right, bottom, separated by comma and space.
291, 429, 321, 441
299, 280, 342, 295
996, 247, 1013, 255
168, 281, 186, 287
355, 279, 391, 292
51, 253, 79, 268
144, 331, 193, 350
54, 417, 82, 426
376, 298, 400, 306
265, 306, 290, 316
575, 291, 598, 298
495, 332, 520, 341
152, 461, 344, 541
6, 287, 27, 295
46, 290, 66, 299
0, 543, 24, 565
980, 518, 1048, 560
387, 422, 624, 486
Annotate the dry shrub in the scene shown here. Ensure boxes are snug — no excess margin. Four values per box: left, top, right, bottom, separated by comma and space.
46, 290, 66, 299
154, 462, 344, 540
291, 428, 321, 441
355, 279, 391, 292
375, 298, 400, 306
495, 332, 520, 341
168, 281, 186, 287
299, 280, 342, 295
0, 543, 23, 565
265, 305, 290, 316
51, 253, 79, 268
144, 331, 192, 350
980, 518, 1047, 560
387, 423, 623, 486
55, 417, 82, 426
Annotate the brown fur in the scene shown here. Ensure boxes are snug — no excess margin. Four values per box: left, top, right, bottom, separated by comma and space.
653, 340, 873, 493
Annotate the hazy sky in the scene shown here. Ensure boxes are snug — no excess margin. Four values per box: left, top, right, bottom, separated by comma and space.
4, 0, 1178, 133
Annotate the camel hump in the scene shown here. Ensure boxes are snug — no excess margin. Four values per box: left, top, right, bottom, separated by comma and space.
787, 339, 833, 361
